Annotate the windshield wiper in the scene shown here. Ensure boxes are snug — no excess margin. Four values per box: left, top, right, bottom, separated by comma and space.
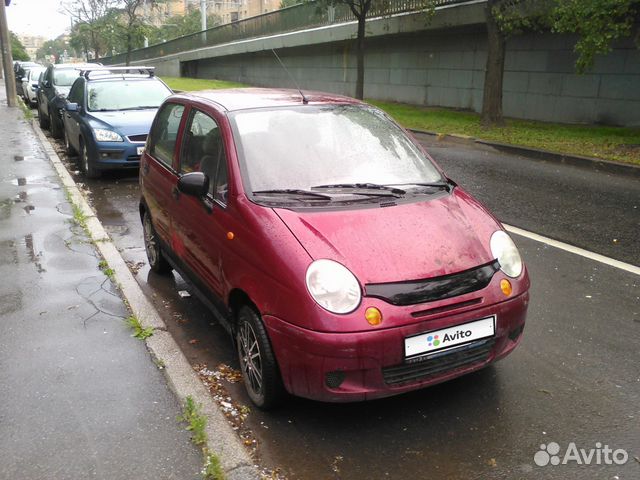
117, 106, 159, 111
390, 181, 452, 192
252, 189, 333, 200
311, 183, 406, 197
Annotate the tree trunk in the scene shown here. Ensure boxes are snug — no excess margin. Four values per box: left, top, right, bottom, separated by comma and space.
355, 14, 366, 100
481, 0, 506, 126
126, 32, 132, 66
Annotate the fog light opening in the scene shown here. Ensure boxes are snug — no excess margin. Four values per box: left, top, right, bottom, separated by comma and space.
365, 307, 383, 326
325, 371, 346, 389
500, 279, 512, 297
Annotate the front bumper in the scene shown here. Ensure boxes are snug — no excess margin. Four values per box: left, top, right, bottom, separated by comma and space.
88, 141, 145, 170
263, 292, 529, 402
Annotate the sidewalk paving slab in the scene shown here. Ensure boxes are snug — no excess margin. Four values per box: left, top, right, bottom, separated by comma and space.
0, 84, 227, 479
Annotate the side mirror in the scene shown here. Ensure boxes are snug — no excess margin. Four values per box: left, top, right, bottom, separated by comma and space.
44, 80, 51, 88
177, 172, 209, 197
65, 103, 79, 112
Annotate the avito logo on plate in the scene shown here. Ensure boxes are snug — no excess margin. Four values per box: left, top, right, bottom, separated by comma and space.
534, 442, 629, 467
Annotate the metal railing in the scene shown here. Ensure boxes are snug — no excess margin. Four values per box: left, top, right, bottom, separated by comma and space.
101, 0, 474, 65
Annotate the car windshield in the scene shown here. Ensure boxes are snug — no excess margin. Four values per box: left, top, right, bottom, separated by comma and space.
87, 80, 171, 111
28, 68, 45, 81
53, 69, 81, 86
230, 105, 443, 195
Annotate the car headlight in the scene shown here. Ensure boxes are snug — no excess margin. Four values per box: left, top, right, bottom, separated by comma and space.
93, 128, 123, 142
490, 230, 523, 278
305, 259, 361, 314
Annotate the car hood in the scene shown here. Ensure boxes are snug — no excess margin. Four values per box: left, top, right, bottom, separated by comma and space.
86, 109, 158, 136
274, 188, 502, 284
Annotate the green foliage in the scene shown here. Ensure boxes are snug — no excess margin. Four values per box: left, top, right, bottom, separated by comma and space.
552, 0, 640, 72
10, 32, 29, 61
36, 35, 75, 63
279, 0, 301, 8
491, 0, 554, 36
202, 453, 225, 480
147, 7, 222, 45
178, 396, 208, 446
16, 96, 33, 120
126, 315, 154, 339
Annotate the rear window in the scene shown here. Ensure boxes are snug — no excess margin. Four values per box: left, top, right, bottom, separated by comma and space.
87, 79, 171, 111
53, 69, 80, 86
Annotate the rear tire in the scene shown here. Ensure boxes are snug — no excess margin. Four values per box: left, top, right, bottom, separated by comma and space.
50, 109, 63, 139
236, 306, 284, 409
79, 140, 100, 179
143, 211, 172, 274
37, 101, 49, 129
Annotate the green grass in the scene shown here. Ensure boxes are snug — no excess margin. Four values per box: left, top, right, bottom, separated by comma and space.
370, 100, 640, 166
160, 76, 639, 165
16, 96, 33, 121
202, 453, 225, 480
126, 315, 154, 340
178, 396, 208, 446
162, 76, 245, 92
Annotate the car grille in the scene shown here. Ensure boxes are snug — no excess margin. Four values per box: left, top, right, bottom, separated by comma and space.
365, 260, 500, 306
127, 155, 141, 162
127, 134, 147, 143
382, 338, 494, 385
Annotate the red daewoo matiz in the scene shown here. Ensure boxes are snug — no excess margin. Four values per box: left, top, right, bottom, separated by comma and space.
139, 88, 530, 408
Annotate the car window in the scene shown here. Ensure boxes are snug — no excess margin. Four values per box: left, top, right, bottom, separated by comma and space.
53, 69, 80, 87
180, 110, 228, 203
148, 103, 185, 168
86, 79, 171, 111
230, 104, 443, 193
67, 80, 84, 104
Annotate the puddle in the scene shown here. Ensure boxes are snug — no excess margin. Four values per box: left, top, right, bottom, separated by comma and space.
23, 205, 35, 214
24, 234, 45, 273
13, 155, 36, 162
17, 178, 26, 186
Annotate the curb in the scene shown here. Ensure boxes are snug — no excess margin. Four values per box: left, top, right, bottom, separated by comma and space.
31, 120, 261, 480
408, 128, 640, 178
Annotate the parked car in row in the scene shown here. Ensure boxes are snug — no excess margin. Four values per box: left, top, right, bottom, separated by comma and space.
37, 63, 95, 138
62, 66, 172, 178
21, 66, 46, 107
14, 61, 41, 99
139, 88, 531, 408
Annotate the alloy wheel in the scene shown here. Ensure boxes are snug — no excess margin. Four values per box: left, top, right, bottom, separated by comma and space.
238, 320, 263, 396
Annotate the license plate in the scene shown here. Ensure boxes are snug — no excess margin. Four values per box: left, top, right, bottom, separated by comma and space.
405, 316, 495, 358
137, 146, 144, 155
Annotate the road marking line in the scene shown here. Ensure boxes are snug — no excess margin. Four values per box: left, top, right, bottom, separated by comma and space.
504, 224, 640, 276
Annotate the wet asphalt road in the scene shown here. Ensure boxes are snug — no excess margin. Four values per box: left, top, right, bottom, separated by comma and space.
44, 125, 639, 479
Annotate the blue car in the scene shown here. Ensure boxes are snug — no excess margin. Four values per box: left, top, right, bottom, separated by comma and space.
62, 67, 173, 178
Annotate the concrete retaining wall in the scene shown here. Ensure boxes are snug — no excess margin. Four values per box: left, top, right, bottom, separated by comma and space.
125, 3, 640, 126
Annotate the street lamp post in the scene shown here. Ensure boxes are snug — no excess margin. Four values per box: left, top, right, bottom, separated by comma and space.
0, 0, 16, 106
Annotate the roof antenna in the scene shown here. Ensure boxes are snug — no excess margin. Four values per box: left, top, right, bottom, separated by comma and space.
271, 49, 308, 105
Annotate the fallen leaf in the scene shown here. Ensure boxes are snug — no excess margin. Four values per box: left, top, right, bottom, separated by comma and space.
188, 339, 198, 345
486, 458, 497, 467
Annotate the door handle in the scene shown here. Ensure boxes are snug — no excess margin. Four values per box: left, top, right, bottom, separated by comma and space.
141, 163, 149, 175
171, 186, 180, 200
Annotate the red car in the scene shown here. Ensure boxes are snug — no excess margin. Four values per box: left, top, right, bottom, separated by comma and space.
139, 88, 530, 408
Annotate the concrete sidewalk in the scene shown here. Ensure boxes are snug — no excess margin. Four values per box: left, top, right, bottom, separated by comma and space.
0, 89, 203, 477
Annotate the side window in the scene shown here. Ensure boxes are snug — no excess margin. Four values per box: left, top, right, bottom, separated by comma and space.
180, 110, 228, 204
68, 80, 83, 104
148, 103, 185, 168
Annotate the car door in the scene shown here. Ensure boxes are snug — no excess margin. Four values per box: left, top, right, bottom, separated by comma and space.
63, 79, 84, 149
141, 101, 187, 256
39, 67, 53, 117
173, 108, 231, 297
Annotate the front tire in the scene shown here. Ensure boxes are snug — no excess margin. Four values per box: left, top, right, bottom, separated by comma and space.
236, 306, 284, 409
79, 140, 100, 179
142, 211, 172, 274
64, 127, 76, 155
50, 107, 63, 139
